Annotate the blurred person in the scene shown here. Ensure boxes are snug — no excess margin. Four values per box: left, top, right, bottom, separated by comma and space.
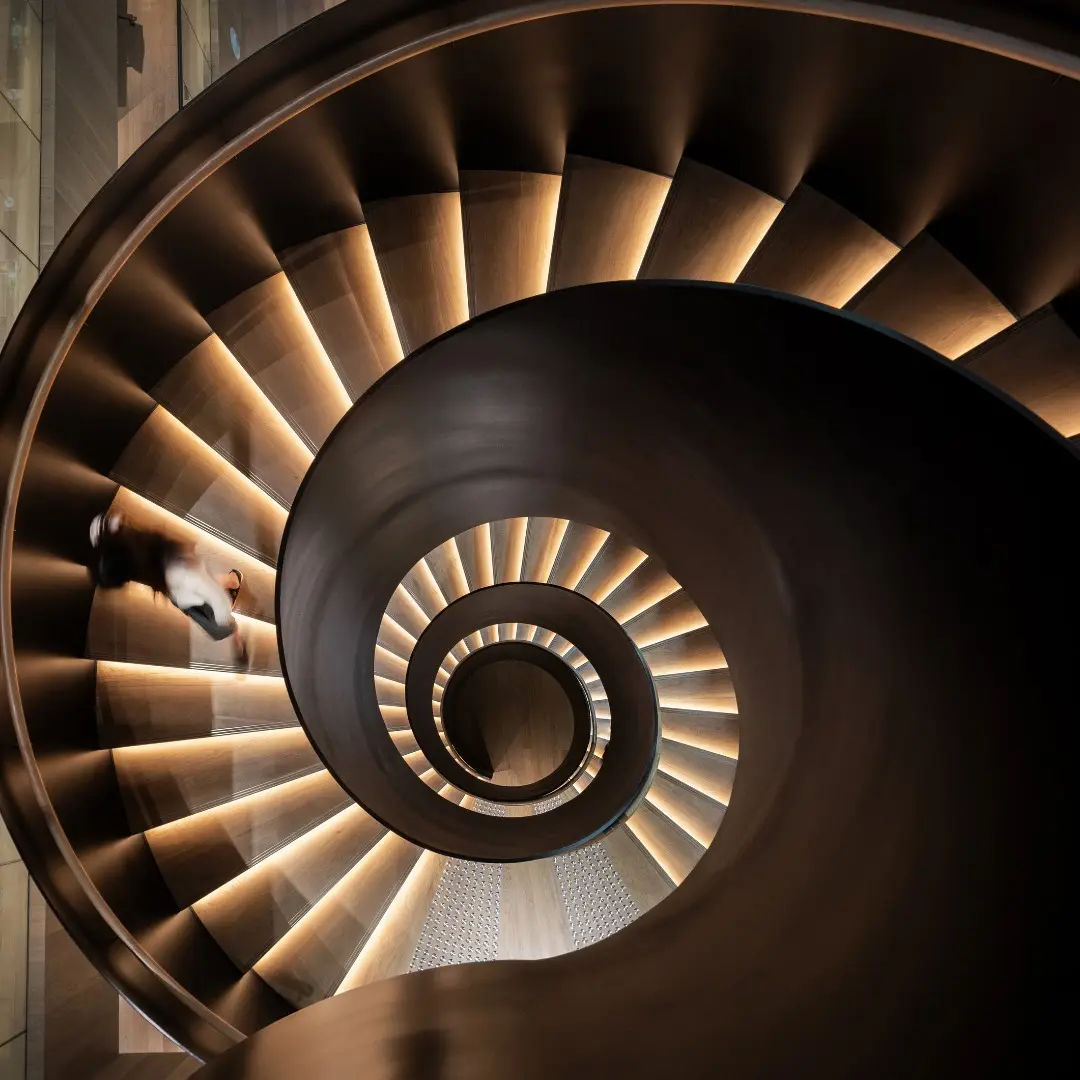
89, 511, 248, 666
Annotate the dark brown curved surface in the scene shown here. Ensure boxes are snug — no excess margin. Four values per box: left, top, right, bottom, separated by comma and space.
440, 640, 592, 787
403, 585, 629, 802
0, 0, 1078, 1064
247, 280, 1076, 1076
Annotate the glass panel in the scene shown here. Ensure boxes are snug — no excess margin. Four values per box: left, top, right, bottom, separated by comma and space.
0, 94, 39, 264
180, 2, 211, 105
0, 231, 35, 347
0, 0, 41, 137
208, 1, 344, 82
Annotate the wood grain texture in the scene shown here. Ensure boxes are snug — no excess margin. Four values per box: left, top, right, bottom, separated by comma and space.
521, 517, 568, 585
146, 770, 351, 908
399, 559, 449, 619
363, 192, 469, 354
424, 537, 471, 605
455, 660, 575, 786
195, 806, 386, 971
96, 663, 295, 747
280, 226, 403, 401
460, 171, 562, 315
652, 669, 737, 714
87, 586, 278, 675
601, 825, 673, 913
112, 727, 320, 831
601, 561, 680, 624
961, 307, 1080, 433
108, 487, 277, 620
0, 861, 29, 1045
497, 857, 573, 960
641, 158, 782, 283
151, 334, 312, 507
646, 772, 726, 848
574, 536, 646, 604
850, 233, 1015, 358
659, 708, 740, 760
625, 802, 703, 886
335, 851, 447, 993
620, 590, 709, 650
118, 996, 183, 1054
117, 1, 178, 164
549, 522, 609, 592
112, 408, 287, 566
253, 832, 423, 1008
0, 815, 17, 867
548, 156, 671, 289
658, 740, 738, 804
207, 273, 351, 450
491, 518, 528, 584
639, 626, 727, 675
739, 184, 899, 307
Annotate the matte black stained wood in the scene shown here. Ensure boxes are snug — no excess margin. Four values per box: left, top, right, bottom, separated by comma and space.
739, 184, 899, 307
849, 232, 1015, 358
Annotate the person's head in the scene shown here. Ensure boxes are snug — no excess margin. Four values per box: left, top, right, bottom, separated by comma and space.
90, 518, 137, 589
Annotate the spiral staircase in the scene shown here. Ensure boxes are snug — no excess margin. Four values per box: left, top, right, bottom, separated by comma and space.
1, 2, 1078, 1077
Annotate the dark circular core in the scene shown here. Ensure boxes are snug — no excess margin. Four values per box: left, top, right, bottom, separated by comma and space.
442, 642, 580, 786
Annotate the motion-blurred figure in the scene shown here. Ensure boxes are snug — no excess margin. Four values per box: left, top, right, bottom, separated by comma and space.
89, 512, 248, 666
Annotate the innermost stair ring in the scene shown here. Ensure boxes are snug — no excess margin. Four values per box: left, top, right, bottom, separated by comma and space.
441, 640, 585, 787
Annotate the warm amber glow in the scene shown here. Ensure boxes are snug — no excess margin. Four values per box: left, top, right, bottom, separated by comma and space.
505, 517, 528, 583
374, 645, 409, 681
112, 487, 278, 575
335, 849, 444, 995
629, 608, 711, 650
611, 574, 682, 625
157, 407, 291, 521
646, 788, 716, 848
192, 802, 358, 911
378, 614, 417, 658
280, 275, 354, 421
403, 750, 433, 775
444, 536, 471, 599
379, 704, 409, 729
587, 547, 648, 604
657, 755, 734, 805
412, 557, 449, 614
97, 658, 284, 688
626, 810, 687, 885
534, 628, 558, 648
393, 584, 431, 633
474, 522, 495, 589
373, 675, 406, 706
563, 528, 610, 591
535, 518, 570, 583
253, 830, 400, 975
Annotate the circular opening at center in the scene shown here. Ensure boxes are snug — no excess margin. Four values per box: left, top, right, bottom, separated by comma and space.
446, 657, 576, 786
